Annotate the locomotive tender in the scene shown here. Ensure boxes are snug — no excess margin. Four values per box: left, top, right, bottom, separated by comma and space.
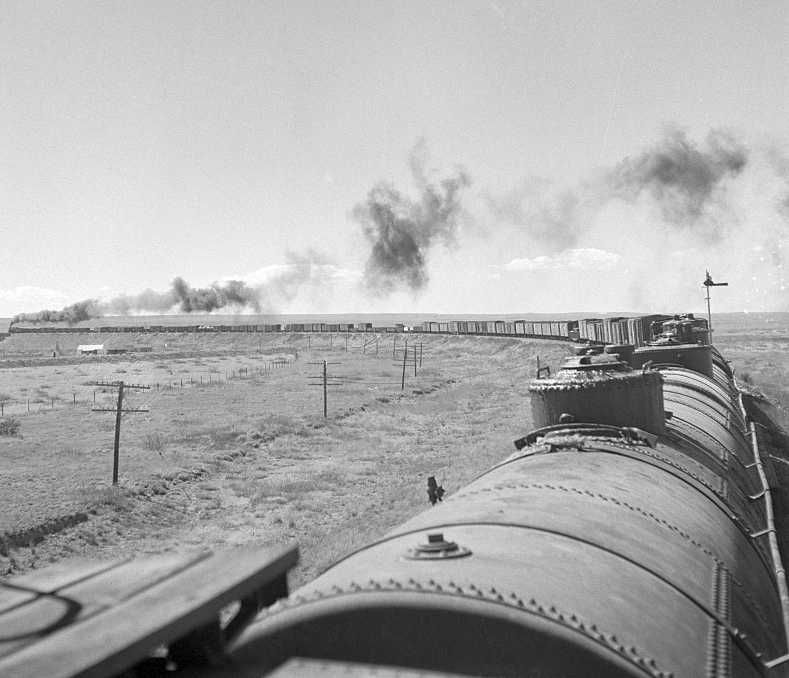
2, 315, 788, 678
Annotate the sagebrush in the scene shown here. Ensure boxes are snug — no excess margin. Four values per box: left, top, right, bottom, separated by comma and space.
0, 418, 21, 437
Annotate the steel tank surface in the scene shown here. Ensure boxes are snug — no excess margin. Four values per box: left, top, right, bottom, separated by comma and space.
224, 358, 786, 677
227, 442, 783, 677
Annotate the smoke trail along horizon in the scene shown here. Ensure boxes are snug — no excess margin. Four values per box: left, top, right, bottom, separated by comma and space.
13, 250, 346, 323
15, 278, 262, 323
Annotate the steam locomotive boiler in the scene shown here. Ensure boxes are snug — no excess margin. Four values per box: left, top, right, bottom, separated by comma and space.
217, 331, 789, 677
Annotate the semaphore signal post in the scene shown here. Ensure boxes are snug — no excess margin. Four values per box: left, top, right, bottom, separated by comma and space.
90, 380, 150, 485
703, 269, 729, 335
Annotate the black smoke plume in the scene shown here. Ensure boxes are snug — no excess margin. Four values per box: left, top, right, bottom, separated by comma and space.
13, 299, 102, 325
488, 127, 750, 252
354, 144, 470, 294
487, 127, 789, 311
108, 278, 261, 315
608, 128, 748, 232
170, 278, 260, 313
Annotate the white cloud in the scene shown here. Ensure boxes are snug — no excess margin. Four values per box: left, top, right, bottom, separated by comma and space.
502, 248, 622, 273
240, 264, 293, 285
0, 286, 70, 315
240, 263, 361, 286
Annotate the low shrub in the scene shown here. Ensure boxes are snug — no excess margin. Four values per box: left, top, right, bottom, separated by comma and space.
0, 417, 21, 437
143, 432, 166, 452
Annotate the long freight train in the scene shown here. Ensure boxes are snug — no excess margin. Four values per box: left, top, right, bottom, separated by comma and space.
2, 314, 787, 677
7, 313, 710, 348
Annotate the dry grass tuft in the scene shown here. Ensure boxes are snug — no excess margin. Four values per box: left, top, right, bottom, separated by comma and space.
143, 432, 166, 452
87, 486, 132, 511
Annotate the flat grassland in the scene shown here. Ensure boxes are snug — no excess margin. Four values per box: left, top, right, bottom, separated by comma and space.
0, 332, 569, 586
715, 329, 789, 427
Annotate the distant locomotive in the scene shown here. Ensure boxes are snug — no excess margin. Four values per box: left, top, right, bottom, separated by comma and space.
2, 315, 787, 678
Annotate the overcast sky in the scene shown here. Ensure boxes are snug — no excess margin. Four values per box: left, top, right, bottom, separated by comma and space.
2, 1, 788, 316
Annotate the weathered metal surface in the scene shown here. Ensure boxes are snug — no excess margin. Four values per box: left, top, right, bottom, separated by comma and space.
266, 657, 469, 677
230, 439, 782, 675
633, 344, 715, 378
529, 361, 666, 435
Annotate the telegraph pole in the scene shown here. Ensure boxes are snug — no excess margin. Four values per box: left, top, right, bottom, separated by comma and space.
401, 339, 408, 390
308, 361, 341, 418
90, 380, 150, 485
703, 270, 728, 335
113, 382, 125, 479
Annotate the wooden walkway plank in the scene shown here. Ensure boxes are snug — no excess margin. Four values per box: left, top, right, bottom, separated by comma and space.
0, 596, 77, 659
0, 588, 35, 616
0, 552, 208, 659
59, 551, 210, 611
0, 544, 298, 678
1, 559, 128, 617
9, 559, 131, 593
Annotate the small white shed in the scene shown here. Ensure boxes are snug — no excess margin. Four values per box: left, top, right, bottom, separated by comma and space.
77, 344, 105, 355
